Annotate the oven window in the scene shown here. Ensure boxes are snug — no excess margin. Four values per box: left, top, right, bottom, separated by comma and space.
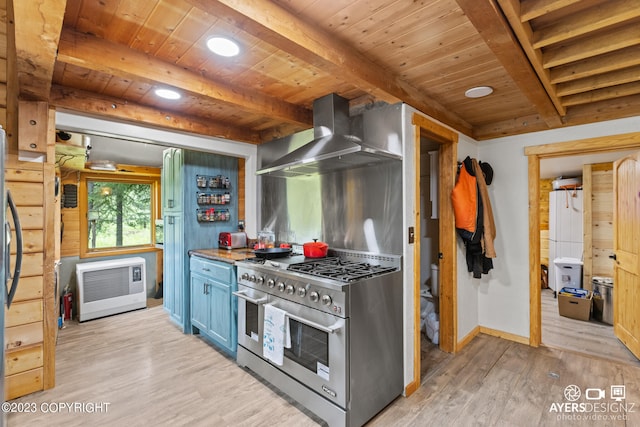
285, 319, 328, 373
245, 301, 259, 340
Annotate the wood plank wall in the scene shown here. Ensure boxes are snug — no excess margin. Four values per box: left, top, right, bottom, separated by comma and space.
0, 0, 6, 125
582, 162, 614, 291
3, 0, 57, 399
539, 178, 553, 268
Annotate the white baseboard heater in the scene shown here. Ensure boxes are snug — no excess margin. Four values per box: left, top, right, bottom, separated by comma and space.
76, 257, 147, 322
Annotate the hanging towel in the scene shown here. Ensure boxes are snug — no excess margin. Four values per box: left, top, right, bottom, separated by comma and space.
263, 304, 291, 366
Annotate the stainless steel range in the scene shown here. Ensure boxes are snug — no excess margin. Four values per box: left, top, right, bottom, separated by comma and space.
234, 248, 403, 427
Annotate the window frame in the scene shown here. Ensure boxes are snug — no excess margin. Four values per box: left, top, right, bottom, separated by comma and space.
79, 171, 160, 259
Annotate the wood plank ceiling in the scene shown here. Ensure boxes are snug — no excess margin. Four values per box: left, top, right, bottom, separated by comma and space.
13, 0, 640, 143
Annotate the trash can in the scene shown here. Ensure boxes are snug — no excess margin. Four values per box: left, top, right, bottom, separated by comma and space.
592, 277, 613, 325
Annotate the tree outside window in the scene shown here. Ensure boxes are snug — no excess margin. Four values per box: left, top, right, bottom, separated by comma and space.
87, 181, 152, 249
80, 173, 159, 258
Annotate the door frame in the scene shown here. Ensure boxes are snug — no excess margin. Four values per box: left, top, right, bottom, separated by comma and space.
525, 131, 640, 346
406, 113, 457, 395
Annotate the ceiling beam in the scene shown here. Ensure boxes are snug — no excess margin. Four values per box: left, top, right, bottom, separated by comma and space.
542, 23, 640, 68
56, 29, 312, 128
550, 45, 640, 84
531, 0, 640, 49
520, 0, 582, 22
185, 0, 474, 137
562, 81, 640, 107
476, 0, 564, 124
49, 85, 262, 144
473, 113, 551, 140
11, 0, 67, 100
556, 65, 640, 97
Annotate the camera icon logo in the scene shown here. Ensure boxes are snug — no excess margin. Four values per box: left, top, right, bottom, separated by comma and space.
585, 388, 605, 400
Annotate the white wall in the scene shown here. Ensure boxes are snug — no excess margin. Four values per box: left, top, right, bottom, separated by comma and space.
477, 116, 640, 338
455, 134, 481, 341
55, 112, 259, 236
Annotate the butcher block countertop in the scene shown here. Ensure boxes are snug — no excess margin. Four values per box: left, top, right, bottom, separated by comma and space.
188, 248, 255, 264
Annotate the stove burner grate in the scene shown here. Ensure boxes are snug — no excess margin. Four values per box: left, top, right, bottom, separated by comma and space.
288, 257, 397, 282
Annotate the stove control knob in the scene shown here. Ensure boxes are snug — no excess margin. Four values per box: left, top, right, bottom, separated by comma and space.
285, 284, 295, 295
267, 279, 275, 288
297, 287, 307, 298
256, 276, 264, 285
250, 275, 257, 282
241, 273, 249, 280
321, 294, 332, 306
277, 281, 286, 292
309, 291, 319, 303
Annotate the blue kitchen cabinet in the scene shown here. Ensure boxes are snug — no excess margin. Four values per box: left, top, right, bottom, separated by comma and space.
162, 148, 238, 334
162, 148, 186, 330
190, 255, 237, 357
163, 213, 184, 326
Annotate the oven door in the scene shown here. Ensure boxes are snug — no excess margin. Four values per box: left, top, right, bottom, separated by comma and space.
279, 299, 348, 408
235, 284, 268, 356
235, 283, 349, 408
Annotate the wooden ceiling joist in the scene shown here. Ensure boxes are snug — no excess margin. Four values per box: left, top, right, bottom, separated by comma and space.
542, 24, 640, 69
520, 0, 583, 22
11, 0, 67, 100
531, 0, 640, 49
549, 45, 640, 84
49, 85, 262, 143
561, 80, 640, 107
556, 65, 640, 97
56, 29, 313, 128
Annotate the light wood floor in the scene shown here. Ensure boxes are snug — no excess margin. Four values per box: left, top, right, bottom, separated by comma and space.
9, 305, 640, 426
541, 288, 640, 367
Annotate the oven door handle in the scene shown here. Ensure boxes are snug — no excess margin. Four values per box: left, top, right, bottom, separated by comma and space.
276, 307, 344, 334
232, 290, 268, 305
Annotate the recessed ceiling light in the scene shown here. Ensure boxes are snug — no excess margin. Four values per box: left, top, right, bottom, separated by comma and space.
155, 88, 181, 100
465, 86, 493, 98
206, 36, 240, 57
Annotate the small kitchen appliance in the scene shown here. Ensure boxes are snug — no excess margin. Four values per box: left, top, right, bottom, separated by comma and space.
218, 231, 247, 249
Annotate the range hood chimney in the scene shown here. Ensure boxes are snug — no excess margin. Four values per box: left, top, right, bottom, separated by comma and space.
257, 93, 401, 177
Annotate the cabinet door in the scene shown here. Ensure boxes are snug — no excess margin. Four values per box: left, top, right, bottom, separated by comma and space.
163, 214, 184, 326
162, 148, 183, 212
171, 149, 183, 211
190, 274, 209, 333
207, 279, 232, 347
162, 216, 174, 314
162, 149, 174, 211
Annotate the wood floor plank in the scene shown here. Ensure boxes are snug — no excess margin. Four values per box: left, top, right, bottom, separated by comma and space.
8, 305, 640, 426
542, 288, 640, 367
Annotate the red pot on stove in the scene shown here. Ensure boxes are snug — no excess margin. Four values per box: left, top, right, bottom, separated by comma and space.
303, 239, 329, 258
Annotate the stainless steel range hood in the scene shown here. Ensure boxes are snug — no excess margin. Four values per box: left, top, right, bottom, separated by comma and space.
257, 93, 401, 177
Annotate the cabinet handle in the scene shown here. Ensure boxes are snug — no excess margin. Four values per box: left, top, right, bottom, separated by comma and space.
168, 216, 174, 225
202, 268, 210, 271
168, 200, 174, 208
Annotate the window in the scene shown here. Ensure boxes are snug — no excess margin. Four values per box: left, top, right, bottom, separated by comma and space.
80, 173, 160, 258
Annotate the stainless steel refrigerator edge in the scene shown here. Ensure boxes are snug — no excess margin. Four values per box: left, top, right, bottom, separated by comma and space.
1, 126, 5, 426
257, 102, 404, 255
1, 126, 23, 426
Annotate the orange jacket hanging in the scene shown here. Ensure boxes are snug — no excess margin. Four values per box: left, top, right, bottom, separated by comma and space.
451, 161, 478, 235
